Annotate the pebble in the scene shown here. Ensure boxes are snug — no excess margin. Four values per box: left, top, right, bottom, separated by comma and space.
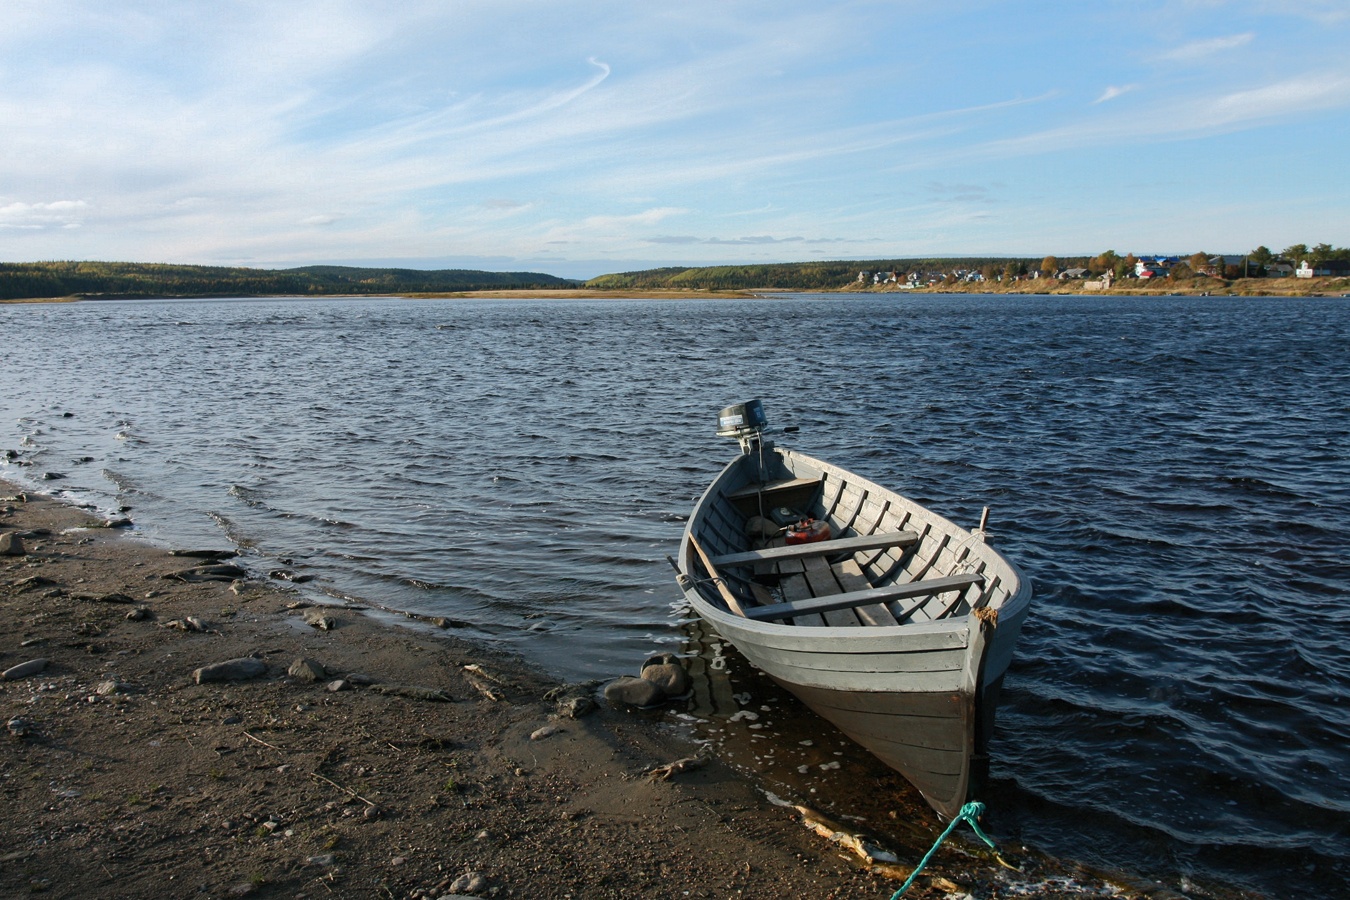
126, 607, 151, 621
326, 679, 351, 692
447, 872, 486, 894
530, 724, 562, 741
192, 657, 266, 684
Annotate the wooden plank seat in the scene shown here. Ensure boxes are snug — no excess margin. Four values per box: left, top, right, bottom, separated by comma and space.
743, 573, 985, 623
725, 476, 822, 501
710, 530, 919, 568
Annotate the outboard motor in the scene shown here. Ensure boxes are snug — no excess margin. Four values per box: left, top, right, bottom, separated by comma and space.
716, 400, 769, 454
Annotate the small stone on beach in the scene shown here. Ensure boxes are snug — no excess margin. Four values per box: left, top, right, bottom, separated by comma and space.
530, 723, 562, 741
0, 532, 25, 556
2, 658, 49, 681
192, 657, 266, 684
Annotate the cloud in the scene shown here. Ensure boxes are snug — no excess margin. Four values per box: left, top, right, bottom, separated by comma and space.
646, 234, 851, 246
1094, 84, 1138, 104
1160, 33, 1254, 61
1200, 72, 1350, 125
0, 200, 89, 229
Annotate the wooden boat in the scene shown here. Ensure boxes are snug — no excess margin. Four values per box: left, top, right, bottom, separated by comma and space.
673, 401, 1032, 820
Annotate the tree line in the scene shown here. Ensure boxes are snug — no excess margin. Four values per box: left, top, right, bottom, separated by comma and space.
0, 262, 578, 300
587, 243, 1350, 290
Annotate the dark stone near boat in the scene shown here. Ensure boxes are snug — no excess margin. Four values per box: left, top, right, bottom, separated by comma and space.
167, 564, 247, 582
559, 695, 595, 718
640, 654, 690, 697
193, 657, 266, 684
270, 569, 313, 583
169, 549, 238, 560
0, 532, 25, 556
604, 675, 664, 708
304, 610, 335, 631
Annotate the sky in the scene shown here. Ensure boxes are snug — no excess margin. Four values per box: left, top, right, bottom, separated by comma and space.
2, 1, 1348, 280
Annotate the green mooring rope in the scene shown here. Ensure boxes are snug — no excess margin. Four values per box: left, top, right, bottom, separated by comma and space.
888, 801, 997, 899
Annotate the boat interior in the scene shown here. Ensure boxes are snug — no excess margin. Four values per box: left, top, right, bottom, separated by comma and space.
688, 470, 1001, 628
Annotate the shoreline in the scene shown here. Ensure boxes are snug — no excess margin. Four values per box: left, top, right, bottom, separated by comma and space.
1, 482, 1221, 898
4, 277, 1349, 305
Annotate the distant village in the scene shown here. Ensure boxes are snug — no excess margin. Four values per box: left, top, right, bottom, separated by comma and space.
857, 252, 1350, 290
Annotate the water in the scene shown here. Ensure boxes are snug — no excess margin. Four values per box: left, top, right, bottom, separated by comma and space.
2, 293, 1347, 897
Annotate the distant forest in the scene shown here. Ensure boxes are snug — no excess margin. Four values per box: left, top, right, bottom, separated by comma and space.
5, 246, 1348, 301
0, 261, 578, 300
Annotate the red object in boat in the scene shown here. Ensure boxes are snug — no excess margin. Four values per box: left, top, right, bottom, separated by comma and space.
785, 518, 831, 545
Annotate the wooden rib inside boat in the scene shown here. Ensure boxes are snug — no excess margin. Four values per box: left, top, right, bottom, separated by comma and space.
674, 400, 1032, 821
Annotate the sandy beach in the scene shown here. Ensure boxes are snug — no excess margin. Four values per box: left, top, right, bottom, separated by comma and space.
0, 483, 1198, 899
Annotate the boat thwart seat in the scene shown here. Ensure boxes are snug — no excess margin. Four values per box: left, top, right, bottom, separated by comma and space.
743, 572, 986, 623
709, 530, 919, 568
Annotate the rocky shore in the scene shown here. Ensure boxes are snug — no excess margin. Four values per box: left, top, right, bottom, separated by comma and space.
1, 483, 1207, 899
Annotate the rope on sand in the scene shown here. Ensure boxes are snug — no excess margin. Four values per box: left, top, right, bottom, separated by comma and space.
888, 801, 997, 899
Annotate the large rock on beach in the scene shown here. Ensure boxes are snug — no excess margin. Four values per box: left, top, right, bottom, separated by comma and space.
0, 532, 25, 556
604, 675, 664, 709
640, 653, 690, 697
192, 657, 267, 684
288, 658, 327, 682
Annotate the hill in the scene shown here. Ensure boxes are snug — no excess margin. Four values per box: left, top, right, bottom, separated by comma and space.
584, 259, 1037, 291
0, 261, 578, 300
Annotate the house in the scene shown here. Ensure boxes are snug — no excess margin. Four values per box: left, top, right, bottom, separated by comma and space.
1136, 259, 1170, 279
1057, 267, 1089, 279
1083, 270, 1115, 291
1297, 260, 1350, 278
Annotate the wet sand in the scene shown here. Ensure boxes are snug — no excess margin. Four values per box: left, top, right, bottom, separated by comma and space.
0, 482, 1196, 899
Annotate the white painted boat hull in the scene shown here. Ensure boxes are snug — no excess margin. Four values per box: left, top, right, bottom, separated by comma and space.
677, 447, 1031, 820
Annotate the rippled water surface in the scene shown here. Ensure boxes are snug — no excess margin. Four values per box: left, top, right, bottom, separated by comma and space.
2, 293, 1347, 896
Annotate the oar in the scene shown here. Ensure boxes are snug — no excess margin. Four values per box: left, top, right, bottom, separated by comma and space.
688, 533, 747, 617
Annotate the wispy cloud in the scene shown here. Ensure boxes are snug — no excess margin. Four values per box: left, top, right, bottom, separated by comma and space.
1094, 84, 1138, 104
1160, 33, 1254, 61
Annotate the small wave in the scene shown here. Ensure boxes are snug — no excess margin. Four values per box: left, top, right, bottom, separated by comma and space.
227, 484, 273, 510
